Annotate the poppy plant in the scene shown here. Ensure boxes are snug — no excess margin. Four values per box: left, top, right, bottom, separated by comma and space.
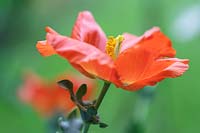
18, 72, 96, 116
36, 11, 189, 91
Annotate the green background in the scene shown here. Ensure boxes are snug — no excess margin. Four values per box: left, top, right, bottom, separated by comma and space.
0, 0, 199, 132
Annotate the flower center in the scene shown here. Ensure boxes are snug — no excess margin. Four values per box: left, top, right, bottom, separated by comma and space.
105, 35, 124, 59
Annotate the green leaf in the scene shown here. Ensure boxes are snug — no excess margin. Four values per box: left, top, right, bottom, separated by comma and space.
67, 109, 77, 120
76, 84, 87, 101
99, 122, 108, 128
57, 80, 73, 91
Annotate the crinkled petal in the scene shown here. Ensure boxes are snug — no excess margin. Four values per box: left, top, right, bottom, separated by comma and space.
36, 27, 58, 56
115, 46, 189, 91
120, 27, 176, 58
124, 58, 189, 91
71, 11, 107, 52
120, 33, 138, 53
36, 40, 56, 56
45, 27, 120, 84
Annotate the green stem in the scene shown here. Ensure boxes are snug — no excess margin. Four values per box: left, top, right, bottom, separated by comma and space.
82, 82, 111, 133
83, 123, 90, 133
95, 82, 111, 110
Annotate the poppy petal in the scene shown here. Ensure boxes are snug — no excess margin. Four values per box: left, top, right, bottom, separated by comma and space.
120, 33, 138, 53
115, 46, 189, 91
116, 47, 154, 86
36, 40, 56, 56
46, 28, 120, 84
36, 27, 58, 56
120, 27, 176, 58
71, 11, 107, 52
124, 58, 189, 91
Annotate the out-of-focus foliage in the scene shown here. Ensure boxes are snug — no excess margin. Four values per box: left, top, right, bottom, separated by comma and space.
0, 0, 199, 133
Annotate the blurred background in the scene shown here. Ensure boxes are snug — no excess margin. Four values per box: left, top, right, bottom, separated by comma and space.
0, 0, 199, 133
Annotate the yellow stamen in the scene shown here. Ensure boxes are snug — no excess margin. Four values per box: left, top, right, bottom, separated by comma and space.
105, 35, 124, 59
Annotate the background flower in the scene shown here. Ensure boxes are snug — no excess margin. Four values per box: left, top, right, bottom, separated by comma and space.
18, 72, 96, 117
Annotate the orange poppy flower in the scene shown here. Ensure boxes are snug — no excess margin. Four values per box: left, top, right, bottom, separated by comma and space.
18, 72, 96, 116
36, 11, 189, 91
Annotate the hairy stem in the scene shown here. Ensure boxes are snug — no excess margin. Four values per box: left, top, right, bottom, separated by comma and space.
95, 82, 111, 110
